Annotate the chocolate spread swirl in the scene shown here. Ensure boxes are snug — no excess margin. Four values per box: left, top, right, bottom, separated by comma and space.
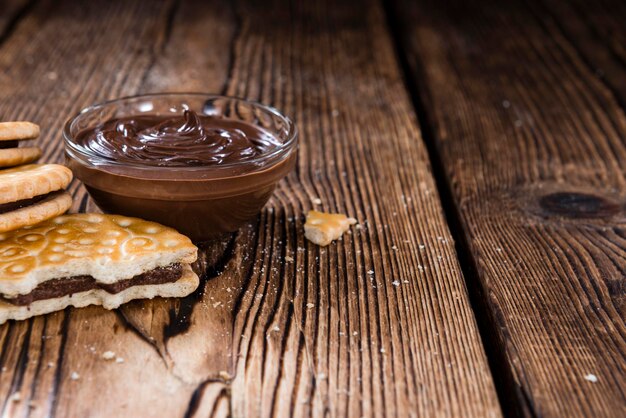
75, 110, 281, 167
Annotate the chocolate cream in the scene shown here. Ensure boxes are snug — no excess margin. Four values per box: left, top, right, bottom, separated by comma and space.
0, 191, 61, 214
67, 109, 296, 241
1, 264, 182, 306
75, 110, 282, 167
0, 140, 18, 149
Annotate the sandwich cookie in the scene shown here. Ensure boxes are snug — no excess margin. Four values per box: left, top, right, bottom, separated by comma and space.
0, 122, 42, 168
0, 164, 73, 233
0, 213, 199, 323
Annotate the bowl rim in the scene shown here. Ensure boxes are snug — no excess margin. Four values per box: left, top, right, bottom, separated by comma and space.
63, 92, 298, 172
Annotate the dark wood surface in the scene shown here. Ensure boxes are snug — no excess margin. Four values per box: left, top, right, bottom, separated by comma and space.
0, 1, 503, 417
392, 0, 626, 417
0, 0, 624, 417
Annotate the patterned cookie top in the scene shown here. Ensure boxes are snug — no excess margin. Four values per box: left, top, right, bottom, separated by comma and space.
0, 164, 72, 204
0, 214, 197, 289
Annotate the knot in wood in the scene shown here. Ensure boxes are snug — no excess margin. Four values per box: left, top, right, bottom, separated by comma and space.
538, 192, 619, 219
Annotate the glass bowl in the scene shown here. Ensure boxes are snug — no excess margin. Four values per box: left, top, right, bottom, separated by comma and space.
64, 93, 298, 241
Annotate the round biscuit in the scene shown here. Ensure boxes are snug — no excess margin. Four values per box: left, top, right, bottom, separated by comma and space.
0, 164, 73, 205
0, 192, 72, 233
0, 147, 42, 168
0, 122, 40, 141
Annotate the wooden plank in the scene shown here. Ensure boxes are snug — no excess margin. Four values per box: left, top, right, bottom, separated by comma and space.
536, 0, 626, 103
0, 0, 501, 416
391, 0, 626, 416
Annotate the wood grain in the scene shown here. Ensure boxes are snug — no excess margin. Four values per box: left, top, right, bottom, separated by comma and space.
537, 0, 626, 104
392, 0, 626, 416
0, 0, 501, 417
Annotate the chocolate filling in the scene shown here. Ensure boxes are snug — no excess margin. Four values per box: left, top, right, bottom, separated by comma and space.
1, 263, 183, 306
0, 191, 59, 214
0, 140, 18, 149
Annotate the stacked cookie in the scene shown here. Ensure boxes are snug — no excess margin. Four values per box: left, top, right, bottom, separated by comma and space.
0, 122, 73, 232
0, 121, 41, 167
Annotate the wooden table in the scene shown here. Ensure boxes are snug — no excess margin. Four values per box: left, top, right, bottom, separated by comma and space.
0, 0, 624, 416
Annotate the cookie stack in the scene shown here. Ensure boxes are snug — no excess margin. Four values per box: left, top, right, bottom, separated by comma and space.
0, 121, 41, 167
0, 122, 73, 233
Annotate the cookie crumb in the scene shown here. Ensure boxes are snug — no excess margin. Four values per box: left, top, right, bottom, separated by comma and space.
285, 256, 294, 262
584, 374, 598, 383
70, 372, 80, 380
304, 211, 356, 246
306, 303, 315, 309
312, 198, 322, 205
101, 351, 116, 360
10, 391, 21, 402
219, 371, 232, 380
